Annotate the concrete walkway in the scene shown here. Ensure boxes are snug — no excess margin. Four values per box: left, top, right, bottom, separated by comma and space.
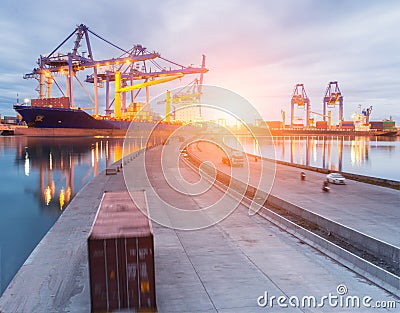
188, 141, 400, 247
0, 143, 398, 312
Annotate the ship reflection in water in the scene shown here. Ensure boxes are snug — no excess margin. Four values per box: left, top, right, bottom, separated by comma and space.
17, 137, 140, 211
228, 135, 399, 181
0, 136, 144, 295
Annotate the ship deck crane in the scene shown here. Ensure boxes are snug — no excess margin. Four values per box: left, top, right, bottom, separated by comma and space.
290, 83, 310, 127
362, 105, 373, 124
23, 24, 208, 118
323, 81, 343, 124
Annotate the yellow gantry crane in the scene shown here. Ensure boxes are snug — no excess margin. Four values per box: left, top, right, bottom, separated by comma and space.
114, 71, 184, 119
162, 55, 206, 123
114, 55, 207, 120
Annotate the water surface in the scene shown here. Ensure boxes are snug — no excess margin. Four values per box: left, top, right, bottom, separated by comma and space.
225, 135, 400, 181
0, 136, 144, 295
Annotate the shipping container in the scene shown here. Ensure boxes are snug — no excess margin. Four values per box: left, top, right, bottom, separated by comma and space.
316, 121, 328, 129
370, 121, 396, 130
340, 121, 354, 126
369, 121, 383, 130
339, 121, 355, 129
266, 121, 283, 129
3, 116, 18, 125
31, 96, 70, 108
88, 190, 156, 312
383, 121, 396, 130
291, 123, 304, 128
341, 126, 354, 129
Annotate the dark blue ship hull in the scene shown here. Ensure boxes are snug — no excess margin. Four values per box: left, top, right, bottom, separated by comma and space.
13, 105, 160, 131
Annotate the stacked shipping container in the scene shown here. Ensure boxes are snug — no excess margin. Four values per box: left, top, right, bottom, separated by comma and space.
339, 121, 355, 129
265, 121, 283, 129
31, 97, 70, 109
370, 121, 396, 130
315, 121, 328, 129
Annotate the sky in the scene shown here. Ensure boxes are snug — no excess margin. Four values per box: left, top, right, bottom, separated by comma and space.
0, 0, 399, 123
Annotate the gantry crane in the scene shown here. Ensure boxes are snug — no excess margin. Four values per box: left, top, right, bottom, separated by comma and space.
23, 24, 208, 118
157, 55, 206, 123
158, 78, 201, 123
323, 81, 343, 124
168, 79, 204, 122
290, 83, 311, 127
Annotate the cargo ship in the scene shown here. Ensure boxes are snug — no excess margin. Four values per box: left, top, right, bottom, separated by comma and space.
12, 24, 208, 136
13, 98, 179, 137
14, 105, 132, 130
260, 113, 398, 137
261, 122, 398, 137
265, 127, 398, 137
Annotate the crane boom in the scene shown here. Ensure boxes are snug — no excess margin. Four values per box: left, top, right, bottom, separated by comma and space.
23, 24, 208, 119
115, 71, 184, 118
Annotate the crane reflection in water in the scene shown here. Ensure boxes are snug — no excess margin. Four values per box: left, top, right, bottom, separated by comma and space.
224, 135, 397, 179
16, 137, 142, 211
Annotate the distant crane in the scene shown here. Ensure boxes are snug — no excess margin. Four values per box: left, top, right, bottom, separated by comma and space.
170, 79, 204, 122
158, 56, 206, 123
323, 81, 343, 124
23, 24, 208, 118
290, 83, 310, 127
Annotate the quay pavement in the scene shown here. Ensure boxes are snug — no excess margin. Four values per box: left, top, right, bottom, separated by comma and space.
0, 141, 398, 312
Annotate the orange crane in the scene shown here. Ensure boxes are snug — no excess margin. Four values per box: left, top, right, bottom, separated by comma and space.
323, 81, 343, 123
290, 84, 311, 127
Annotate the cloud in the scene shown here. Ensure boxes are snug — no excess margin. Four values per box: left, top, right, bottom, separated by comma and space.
0, 0, 399, 121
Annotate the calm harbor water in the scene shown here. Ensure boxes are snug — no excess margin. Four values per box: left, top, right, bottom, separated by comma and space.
229, 135, 400, 181
0, 134, 399, 296
0, 136, 146, 295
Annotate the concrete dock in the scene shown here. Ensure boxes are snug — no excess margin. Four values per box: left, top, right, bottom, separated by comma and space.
188, 141, 400, 248
0, 141, 399, 312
